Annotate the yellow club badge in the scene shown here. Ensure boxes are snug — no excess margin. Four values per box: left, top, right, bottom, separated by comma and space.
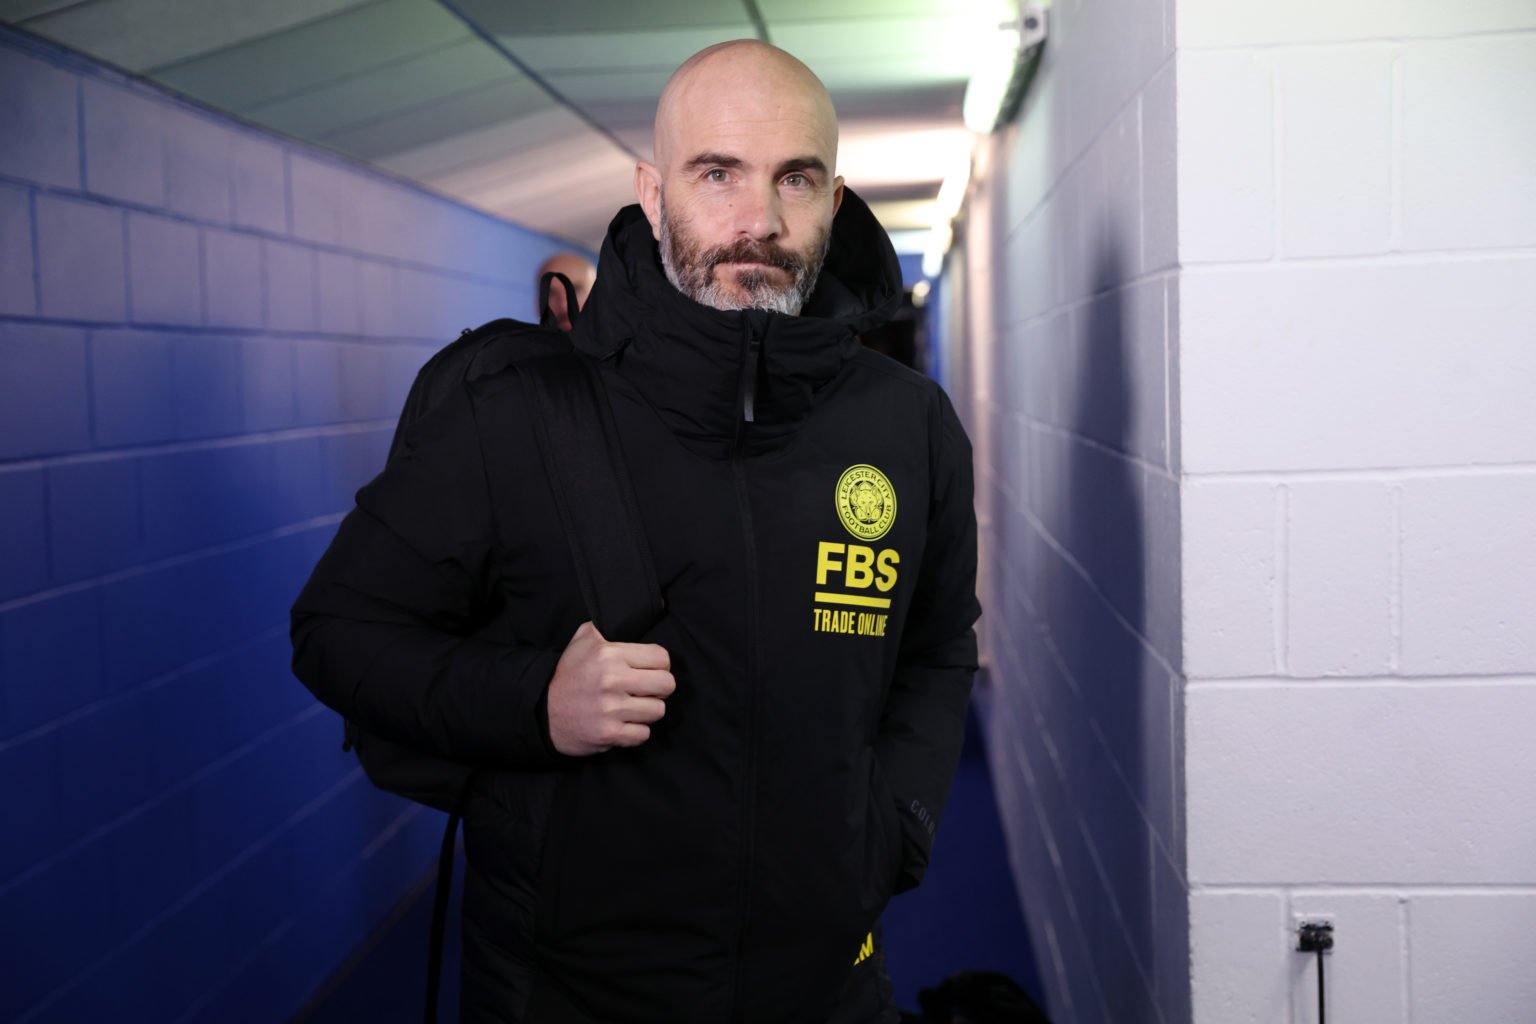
835, 464, 896, 542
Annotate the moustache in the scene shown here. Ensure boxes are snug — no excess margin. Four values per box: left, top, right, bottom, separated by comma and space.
703, 240, 805, 274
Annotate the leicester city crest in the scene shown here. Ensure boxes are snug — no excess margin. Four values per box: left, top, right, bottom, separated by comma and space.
835, 464, 896, 542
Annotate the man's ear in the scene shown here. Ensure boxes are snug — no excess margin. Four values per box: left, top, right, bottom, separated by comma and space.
635, 162, 664, 241
832, 176, 845, 216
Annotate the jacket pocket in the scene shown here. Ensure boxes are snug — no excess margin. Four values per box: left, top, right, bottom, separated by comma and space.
460, 767, 565, 956
529, 768, 579, 943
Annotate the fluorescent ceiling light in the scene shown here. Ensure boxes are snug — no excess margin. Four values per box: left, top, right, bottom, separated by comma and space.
922, 224, 953, 279
869, 200, 942, 233
886, 229, 931, 256
963, 2, 1049, 134
919, 143, 976, 277
837, 125, 977, 190
963, 5, 1021, 134
933, 149, 974, 224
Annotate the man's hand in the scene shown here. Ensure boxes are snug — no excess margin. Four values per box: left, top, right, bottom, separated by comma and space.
547, 621, 675, 756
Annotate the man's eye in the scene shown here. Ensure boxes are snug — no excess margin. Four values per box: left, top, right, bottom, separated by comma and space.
706, 168, 730, 183
784, 173, 809, 187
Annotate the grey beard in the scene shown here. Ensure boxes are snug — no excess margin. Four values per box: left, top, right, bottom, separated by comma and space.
658, 193, 830, 316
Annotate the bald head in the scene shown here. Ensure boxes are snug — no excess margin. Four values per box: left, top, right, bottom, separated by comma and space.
635, 42, 845, 314
537, 252, 595, 294
652, 41, 839, 174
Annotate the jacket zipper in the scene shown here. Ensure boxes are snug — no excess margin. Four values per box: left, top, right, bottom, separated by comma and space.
737, 322, 763, 427
729, 316, 764, 1022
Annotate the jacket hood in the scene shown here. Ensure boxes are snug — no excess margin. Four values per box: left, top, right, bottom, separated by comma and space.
571, 187, 904, 455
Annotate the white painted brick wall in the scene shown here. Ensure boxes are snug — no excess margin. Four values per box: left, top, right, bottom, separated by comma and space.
1189, 891, 1289, 1022
1181, 481, 1275, 678
1176, 51, 1274, 263
1176, 3, 1536, 1023
1400, 473, 1536, 674
1143, 463, 1184, 677
1286, 481, 1395, 677
960, 2, 1534, 1020
1150, 843, 1192, 1024
1277, 47, 1395, 258
1187, 683, 1536, 883
1400, 36, 1536, 251
1176, 0, 1536, 48
1409, 893, 1536, 1022
1140, 64, 1179, 275
1287, 893, 1406, 1024
954, 0, 1182, 1018
1180, 257, 1536, 473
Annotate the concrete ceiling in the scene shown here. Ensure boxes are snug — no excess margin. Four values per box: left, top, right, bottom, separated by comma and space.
0, 0, 995, 248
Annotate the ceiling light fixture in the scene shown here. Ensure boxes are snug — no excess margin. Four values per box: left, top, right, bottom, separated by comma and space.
921, 2, 1049, 280
963, 2, 1050, 136
921, 223, 954, 280
922, 145, 975, 278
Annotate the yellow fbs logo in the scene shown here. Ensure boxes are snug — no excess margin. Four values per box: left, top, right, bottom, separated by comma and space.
836, 464, 896, 542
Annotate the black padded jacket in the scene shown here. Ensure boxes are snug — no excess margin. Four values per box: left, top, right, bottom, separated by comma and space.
290, 191, 980, 1024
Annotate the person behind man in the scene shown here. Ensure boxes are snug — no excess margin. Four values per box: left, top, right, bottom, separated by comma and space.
535, 251, 595, 331
291, 40, 979, 1024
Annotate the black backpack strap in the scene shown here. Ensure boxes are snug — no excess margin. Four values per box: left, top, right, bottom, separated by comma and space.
421, 350, 660, 1024
538, 271, 583, 331
515, 352, 665, 641
423, 775, 473, 1024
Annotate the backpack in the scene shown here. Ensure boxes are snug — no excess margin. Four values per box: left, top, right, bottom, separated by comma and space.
336, 272, 664, 1022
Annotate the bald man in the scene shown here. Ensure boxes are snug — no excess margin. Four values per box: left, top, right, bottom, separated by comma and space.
293, 41, 978, 1024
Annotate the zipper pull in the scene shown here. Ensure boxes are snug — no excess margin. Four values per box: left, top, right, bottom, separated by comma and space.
739, 323, 763, 424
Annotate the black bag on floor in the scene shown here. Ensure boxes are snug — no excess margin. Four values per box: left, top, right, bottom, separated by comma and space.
911, 969, 1054, 1024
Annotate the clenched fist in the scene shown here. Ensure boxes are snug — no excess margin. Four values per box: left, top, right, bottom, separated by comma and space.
546, 621, 675, 756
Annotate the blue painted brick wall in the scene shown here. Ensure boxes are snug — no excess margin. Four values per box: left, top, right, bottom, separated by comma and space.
0, 182, 34, 314
126, 212, 203, 326
0, 323, 91, 458
0, 25, 583, 1023
0, 43, 78, 188
37, 193, 127, 321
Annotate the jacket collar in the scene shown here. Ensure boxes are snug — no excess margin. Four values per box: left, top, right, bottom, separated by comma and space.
571, 188, 903, 456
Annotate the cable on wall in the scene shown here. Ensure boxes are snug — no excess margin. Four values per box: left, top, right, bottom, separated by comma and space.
1297, 920, 1335, 1024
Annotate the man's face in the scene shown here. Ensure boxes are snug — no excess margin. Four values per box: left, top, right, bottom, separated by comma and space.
658, 189, 830, 316
638, 48, 844, 316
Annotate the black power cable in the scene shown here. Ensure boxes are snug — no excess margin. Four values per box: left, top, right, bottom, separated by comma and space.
1297, 921, 1335, 1024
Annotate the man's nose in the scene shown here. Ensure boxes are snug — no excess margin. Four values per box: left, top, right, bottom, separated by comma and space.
735, 182, 784, 240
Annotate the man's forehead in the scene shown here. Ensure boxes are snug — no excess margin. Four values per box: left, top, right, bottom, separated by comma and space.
654, 42, 838, 168
671, 104, 836, 150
